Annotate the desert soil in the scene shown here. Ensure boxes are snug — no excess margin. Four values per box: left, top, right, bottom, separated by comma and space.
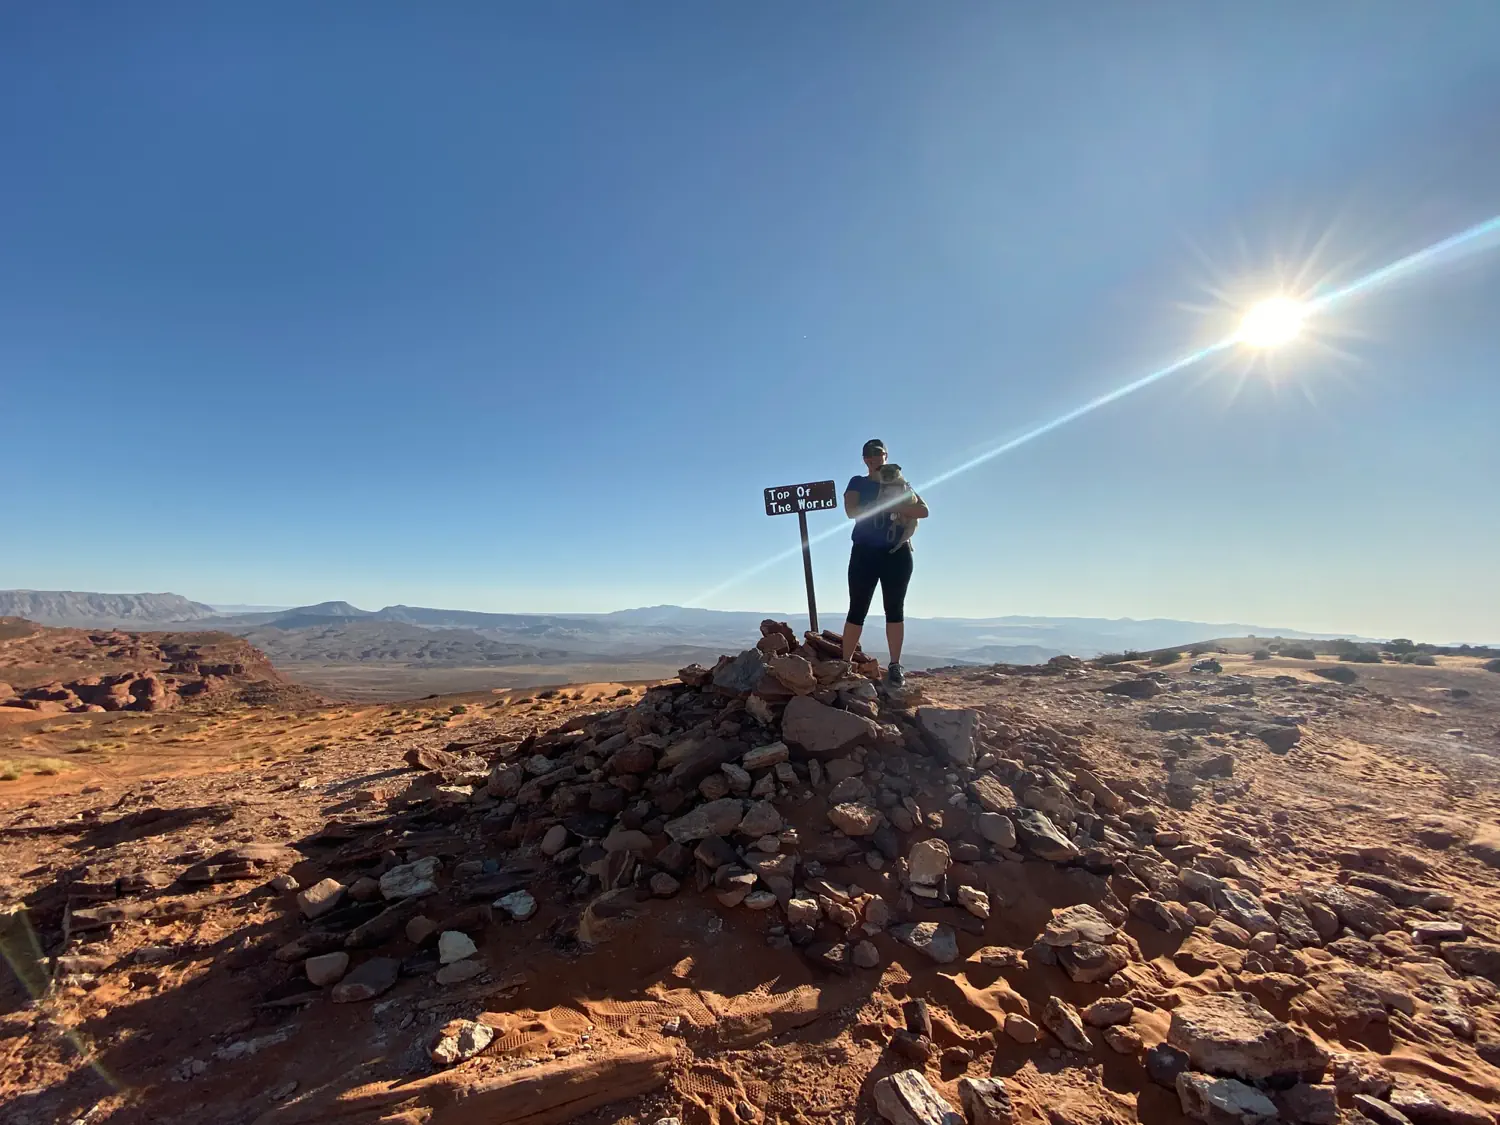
3, 634, 1500, 1125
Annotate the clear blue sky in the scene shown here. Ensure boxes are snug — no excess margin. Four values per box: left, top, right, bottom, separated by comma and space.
3, 3, 1498, 641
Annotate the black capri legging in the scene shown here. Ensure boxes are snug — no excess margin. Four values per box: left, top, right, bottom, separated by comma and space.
846, 543, 914, 627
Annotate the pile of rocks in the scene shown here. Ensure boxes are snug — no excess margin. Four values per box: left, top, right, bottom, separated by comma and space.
242, 620, 1162, 1009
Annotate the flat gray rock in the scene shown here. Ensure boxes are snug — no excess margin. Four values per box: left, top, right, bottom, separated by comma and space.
873, 1068, 962, 1125
1176, 1072, 1278, 1124
915, 707, 979, 765
891, 921, 959, 964
1168, 992, 1329, 1081
782, 696, 879, 756
664, 798, 746, 843
1012, 808, 1081, 862
330, 956, 399, 1003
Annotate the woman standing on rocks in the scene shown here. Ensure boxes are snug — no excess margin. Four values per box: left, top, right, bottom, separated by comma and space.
841, 438, 928, 686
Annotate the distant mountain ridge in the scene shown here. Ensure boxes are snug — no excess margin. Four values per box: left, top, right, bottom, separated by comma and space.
0, 590, 1377, 669
0, 590, 217, 627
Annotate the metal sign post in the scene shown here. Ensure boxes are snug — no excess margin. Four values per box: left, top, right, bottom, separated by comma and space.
762, 479, 837, 634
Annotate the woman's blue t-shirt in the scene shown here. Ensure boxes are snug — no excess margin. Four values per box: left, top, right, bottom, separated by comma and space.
847, 475, 897, 548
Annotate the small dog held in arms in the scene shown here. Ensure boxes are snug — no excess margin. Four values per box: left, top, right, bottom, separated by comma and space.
875, 463, 920, 552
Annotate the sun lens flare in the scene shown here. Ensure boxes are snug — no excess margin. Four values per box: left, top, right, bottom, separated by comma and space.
1237, 296, 1307, 348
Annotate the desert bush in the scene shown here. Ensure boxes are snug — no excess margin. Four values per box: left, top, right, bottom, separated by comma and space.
449, 704, 468, 714
1385, 638, 1417, 654
1403, 653, 1437, 666
1252, 649, 1271, 661
1313, 665, 1358, 684
1339, 648, 1383, 664
1151, 650, 1181, 666
1281, 645, 1318, 660
538, 689, 559, 700
615, 687, 633, 697
1484, 659, 1500, 673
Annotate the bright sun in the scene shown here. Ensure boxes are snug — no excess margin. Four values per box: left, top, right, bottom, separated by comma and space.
1237, 296, 1307, 348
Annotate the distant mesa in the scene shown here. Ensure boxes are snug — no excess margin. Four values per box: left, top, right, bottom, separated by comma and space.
286, 601, 372, 618
0, 590, 217, 627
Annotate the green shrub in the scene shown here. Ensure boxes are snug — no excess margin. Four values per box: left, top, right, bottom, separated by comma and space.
615, 687, 633, 697
1385, 638, 1417, 654
1404, 653, 1437, 666
1151, 651, 1181, 666
449, 704, 468, 715
1252, 649, 1271, 661
1313, 665, 1358, 684
1484, 658, 1500, 673
1339, 648, 1383, 664
1281, 645, 1317, 660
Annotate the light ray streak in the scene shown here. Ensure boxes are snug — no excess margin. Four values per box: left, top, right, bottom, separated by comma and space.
1309, 214, 1500, 310
689, 213, 1500, 607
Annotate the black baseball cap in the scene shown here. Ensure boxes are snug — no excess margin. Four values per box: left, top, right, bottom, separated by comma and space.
862, 438, 887, 457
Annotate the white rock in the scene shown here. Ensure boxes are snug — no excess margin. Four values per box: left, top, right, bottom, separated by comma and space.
495, 890, 537, 920
296, 877, 345, 919
1042, 903, 1117, 946
438, 930, 478, 964
958, 885, 991, 919
907, 839, 951, 886
379, 856, 440, 900
431, 1018, 494, 1066
787, 897, 821, 927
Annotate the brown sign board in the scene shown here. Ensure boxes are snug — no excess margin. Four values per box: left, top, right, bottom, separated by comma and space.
763, 480, 838, 517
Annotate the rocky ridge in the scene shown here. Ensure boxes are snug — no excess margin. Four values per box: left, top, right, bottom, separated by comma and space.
5, 623, 1500, 1125
0, 619, 321, 712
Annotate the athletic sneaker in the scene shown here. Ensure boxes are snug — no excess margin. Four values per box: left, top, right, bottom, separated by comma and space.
886, 662, 906, 688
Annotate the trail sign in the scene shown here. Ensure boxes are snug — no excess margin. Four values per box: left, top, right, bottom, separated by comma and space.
763, 479, 839, 633
763, 480, 838, 516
